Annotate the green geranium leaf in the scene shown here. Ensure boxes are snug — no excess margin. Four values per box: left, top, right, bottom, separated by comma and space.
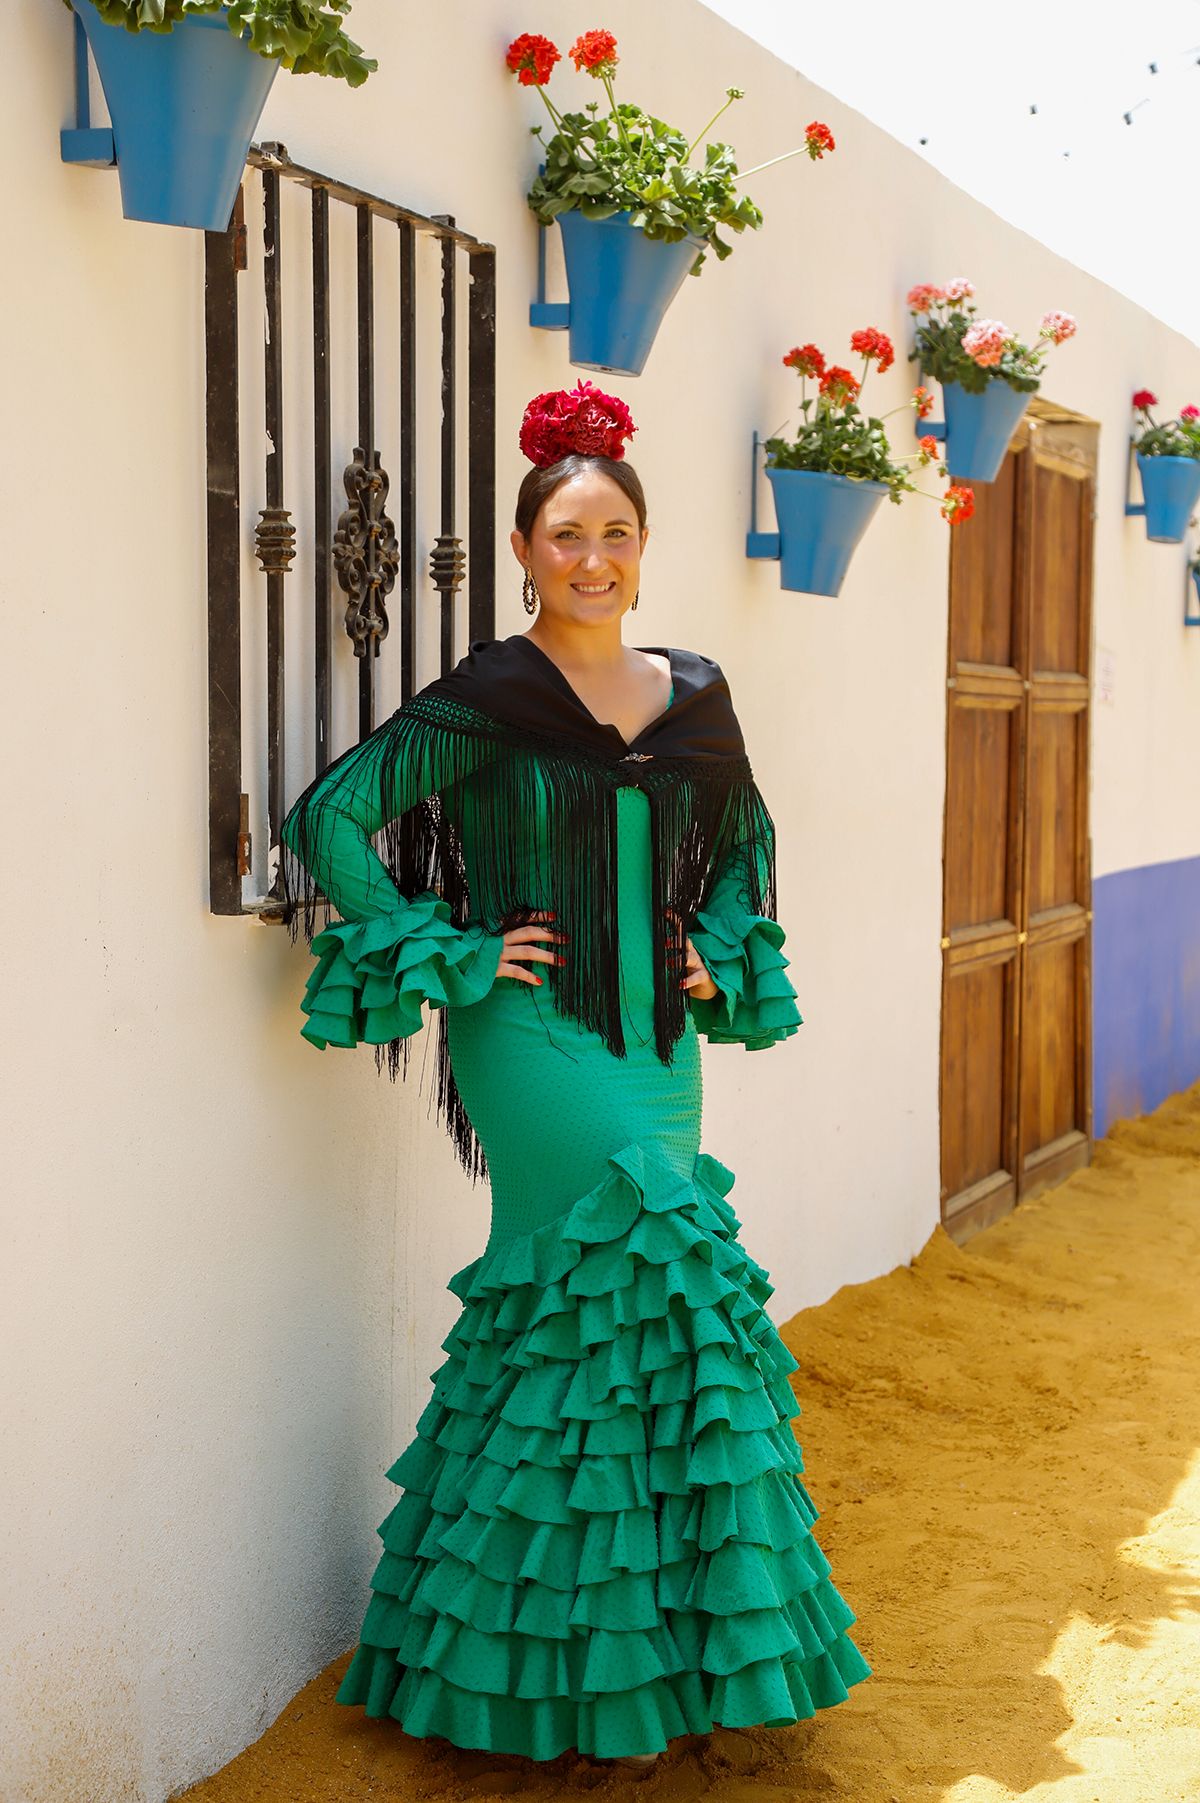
75, 0, 375, 79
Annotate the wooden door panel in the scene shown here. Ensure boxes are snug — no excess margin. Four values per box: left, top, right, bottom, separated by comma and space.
946, 701, 1017, 930
949, 452, 1019, 668
1030, 464, 1087, 673
941, 407, 1096, 1242
1019, 933, 1089, 1195
942, 957, 1012, 1199
1026, 706, 1083, 915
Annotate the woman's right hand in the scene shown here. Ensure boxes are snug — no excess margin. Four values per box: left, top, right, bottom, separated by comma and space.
496, 909, 566, 985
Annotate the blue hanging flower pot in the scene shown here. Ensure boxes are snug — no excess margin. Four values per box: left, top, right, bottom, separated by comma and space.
938, 379, 1032, 483
1131, 453, 1200, 544
552, 210, 705, 377
72, 0, 281, 230
764, 468, 889, 597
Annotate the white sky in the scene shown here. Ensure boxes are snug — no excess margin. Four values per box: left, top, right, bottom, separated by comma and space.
703, 0, 1200, 348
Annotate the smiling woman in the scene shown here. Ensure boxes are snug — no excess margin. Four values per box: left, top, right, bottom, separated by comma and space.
279, 380, 868, 1767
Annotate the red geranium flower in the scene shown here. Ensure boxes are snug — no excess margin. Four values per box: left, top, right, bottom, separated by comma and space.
819, 365, 860, 403
569, 27, 619, 77
506, 32, 561, 86
913, 385, 934, 419
805, 121, 836, 160
783, 343, 826, 379
850, 326, 895, 374
1182, 405, 1200, 422
919, 434, 940, 458
1132, 388, 1158, 411
942, 483, 975, 524
519, 379, 637, 467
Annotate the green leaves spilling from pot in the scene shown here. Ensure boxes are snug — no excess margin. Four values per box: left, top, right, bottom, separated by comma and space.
65, 0, 376, 85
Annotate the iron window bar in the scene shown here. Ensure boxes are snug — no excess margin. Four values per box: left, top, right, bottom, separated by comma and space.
205, 142, 497, 923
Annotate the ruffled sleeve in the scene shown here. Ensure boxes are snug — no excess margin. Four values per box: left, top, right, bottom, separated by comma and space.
299, 896, 504, 1054
686, 821, 804, 1052
280, 716, 506, 1059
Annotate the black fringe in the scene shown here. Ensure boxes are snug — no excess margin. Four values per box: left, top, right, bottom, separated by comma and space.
279, 692, 777, 1184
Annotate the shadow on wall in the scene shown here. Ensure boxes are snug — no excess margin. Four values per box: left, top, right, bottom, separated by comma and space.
1093, 855, 1200, 1137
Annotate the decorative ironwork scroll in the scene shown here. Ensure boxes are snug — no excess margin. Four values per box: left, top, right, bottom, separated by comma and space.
334, 447, 399, 659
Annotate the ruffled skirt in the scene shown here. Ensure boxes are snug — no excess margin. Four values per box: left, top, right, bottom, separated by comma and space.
335, 1138, 871, 1757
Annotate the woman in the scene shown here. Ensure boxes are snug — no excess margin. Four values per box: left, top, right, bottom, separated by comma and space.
280, 381, 871, 1766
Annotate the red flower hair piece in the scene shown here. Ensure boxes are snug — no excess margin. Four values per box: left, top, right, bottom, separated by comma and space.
506, 32, 561, 87
519, 379, 637, 467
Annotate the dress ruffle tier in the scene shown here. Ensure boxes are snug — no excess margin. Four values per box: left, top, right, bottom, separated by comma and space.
686, 902, 805, 1050
335, 1140, 871, 1759
297, 894, 504, 1052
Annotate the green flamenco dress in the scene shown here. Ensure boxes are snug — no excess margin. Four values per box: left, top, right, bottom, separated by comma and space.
283, 679, 872, 1760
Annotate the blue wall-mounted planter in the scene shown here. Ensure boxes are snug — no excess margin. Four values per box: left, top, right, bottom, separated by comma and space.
1126, 452, 1200, 545
71, 0, 280, 229
931, 379, 1032, 484
747, 464, 889, 597
530, 210, 704, 378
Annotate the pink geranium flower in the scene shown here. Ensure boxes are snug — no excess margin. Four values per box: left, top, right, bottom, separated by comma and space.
906, 283, 945, 315
962, 319, 1010, 369
1040, 310, 1076, 345
944, 277, 974, 302
1181, 404, 1200, 422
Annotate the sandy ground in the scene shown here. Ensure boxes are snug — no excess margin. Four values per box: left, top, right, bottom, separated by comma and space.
178, 1083, 1200, 1803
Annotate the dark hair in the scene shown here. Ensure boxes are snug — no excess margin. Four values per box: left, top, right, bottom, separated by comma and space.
514, 453, 648, 542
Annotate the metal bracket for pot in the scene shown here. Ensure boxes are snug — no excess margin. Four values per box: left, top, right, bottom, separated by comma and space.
529, 165, 569, 329
529, 222, 570, 329
912, 362, 946, 443
745, 432, 780, 561
1124, 438, 1147, 518
1185, 559, 1200, 627
60, 15, 116, 168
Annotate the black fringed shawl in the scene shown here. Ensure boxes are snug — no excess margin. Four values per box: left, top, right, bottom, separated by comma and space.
280, 635, 779, 1180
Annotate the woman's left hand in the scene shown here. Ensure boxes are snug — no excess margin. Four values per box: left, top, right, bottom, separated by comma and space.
665, 908, 718, 1001
680, 936, 719, 1001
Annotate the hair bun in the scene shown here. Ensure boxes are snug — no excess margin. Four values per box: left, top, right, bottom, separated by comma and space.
519, 379, 637, 468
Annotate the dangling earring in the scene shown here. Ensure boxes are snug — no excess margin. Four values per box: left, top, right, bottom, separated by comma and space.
630, 588, 639, 612
522, 567, 539, 614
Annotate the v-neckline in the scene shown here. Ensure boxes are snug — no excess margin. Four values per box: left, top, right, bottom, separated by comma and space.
511, 636, 677, 752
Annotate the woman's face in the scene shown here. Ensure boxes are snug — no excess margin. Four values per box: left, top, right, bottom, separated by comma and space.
511, 468, 649, 624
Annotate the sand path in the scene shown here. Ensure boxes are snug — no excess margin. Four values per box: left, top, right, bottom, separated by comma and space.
180, 1082, 1200, 1803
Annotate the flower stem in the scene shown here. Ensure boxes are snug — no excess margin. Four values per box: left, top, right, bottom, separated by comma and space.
738, 144, 812, 179
603, 73, 633, 153
535, 84, 565, 131
686, 92, 736, 161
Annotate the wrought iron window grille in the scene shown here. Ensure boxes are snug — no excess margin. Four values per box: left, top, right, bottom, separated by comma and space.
205, 142, 497, 923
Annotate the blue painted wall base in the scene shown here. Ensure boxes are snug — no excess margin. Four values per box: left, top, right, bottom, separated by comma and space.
1092, 855, 1200, 1137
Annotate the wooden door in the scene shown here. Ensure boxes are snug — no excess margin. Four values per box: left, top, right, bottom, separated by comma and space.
940, 403, 1098, 1243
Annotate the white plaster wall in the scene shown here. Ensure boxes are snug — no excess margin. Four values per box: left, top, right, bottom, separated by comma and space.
3, 1, 1199, 1797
